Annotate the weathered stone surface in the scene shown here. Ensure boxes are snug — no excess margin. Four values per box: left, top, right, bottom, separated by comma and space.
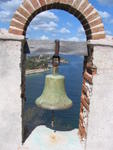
23, 126, 83, 150
0, 40, 23, 150
86, 45, 113, 150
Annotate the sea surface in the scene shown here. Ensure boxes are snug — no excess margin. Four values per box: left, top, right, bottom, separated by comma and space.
24, 55, 84, 140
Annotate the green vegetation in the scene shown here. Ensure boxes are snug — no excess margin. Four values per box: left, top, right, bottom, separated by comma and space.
25, 55, 51, 70
25, 55, 68, 70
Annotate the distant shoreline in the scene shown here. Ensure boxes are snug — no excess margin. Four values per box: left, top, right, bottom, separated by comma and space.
25, 55, 68, 75
26, 68, 50, 75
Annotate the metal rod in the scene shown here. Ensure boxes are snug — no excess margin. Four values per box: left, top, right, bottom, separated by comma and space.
55, 40, 60, 56
51, 110, 55, 130
52, 40, 60, 75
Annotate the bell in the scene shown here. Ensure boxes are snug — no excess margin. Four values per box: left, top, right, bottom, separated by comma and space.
35, 73, 72, 110
35, 40, 72, 111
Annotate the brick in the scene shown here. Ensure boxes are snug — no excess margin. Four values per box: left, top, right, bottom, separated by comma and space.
10, 20, 25, 30
83, 23, 90, 31
86, 26, 104, 35
81, 94, 90, 105
79, 0, 89, 13
84, 71, 93, 84
39, 0, 46, 6
31, 0, 40, 9
58, 0, 73, 6
86, 62, 93, 68
17, 6, 30, 18
84, 5, 94, 17
87, 12, 99, 22
51, 0, 58, 3
86, 63, 97, 75
52, 0, 60, 9
46, 0, 52, 5
80, 112, 84, 122
68, 6, 77, 15
13, 13, 27, 24
23, 0, 34, 14
68, 0, 74, 5
81, 12, 99, 26
91, 26, 104, 33
83, 19, 102, 32
82, 84, 90, 97
74, 10, 82, 18
80, 103, 84, 112
79, 118, 84, 126
79, 124, 86, 139
90, 33, 105, 40
81, 96, 89, 111
78, 14, 85, 21
89, 18, 102, 28
9, 28, 25, 35
59, 0, 66, 4
73, 0, 82, 9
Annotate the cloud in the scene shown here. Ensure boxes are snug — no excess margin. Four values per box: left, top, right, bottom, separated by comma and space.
59, 27, 70, 34
66, 22, 72, 27
105, 30, 112, 35
34, 11, 59, 22
97, 0, 113, 6
0, 0, 11, 2
67, 36, 80, 41
78, 26, 85, 35
99, 11, 110, 19
40, 35, 49, 40
106, 35, 113, 40
61, 26, 86, 41
30, 11, 59, 32
0, 0, 22, 22
0, 28, 8, 34
110, 19, 113, 24
98, 10, 113, 24
31, 21, 58, 32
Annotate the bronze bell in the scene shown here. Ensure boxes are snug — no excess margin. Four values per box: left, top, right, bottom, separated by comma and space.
35, 74, 72, 110
35, 40, 72, 111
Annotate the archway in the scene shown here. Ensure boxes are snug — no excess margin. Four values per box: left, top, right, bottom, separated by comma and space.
9, 0, 106, 143
9, 0, 105, 40
6, 0, 107, 149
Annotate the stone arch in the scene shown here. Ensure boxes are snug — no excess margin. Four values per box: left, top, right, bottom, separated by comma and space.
9, 0, 105, 40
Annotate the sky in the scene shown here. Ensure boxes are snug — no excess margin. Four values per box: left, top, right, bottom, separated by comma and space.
0, 0, 113, 41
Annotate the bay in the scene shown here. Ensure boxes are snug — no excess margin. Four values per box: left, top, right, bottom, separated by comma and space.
23, 55, 84, 140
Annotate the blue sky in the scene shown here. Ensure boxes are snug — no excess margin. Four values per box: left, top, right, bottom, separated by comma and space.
0, 0, 113, 41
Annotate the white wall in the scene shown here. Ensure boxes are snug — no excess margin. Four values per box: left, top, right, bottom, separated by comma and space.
0, 31, 113, 150
0, 32, 24, 150
86, 45, 113, 150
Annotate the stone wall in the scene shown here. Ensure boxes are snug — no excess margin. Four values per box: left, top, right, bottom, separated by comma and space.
78, 39, 113, 150
86, 43, 113, 150
0, 31, 24, 150
0, 28, 113, 150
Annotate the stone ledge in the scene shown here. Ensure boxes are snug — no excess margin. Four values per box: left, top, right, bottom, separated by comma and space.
87, 37, 113, 47
0, 29, 25, 41
23, 125, 84, 150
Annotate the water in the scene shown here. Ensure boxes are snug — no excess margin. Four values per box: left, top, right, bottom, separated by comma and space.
23, 55, 84, 140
